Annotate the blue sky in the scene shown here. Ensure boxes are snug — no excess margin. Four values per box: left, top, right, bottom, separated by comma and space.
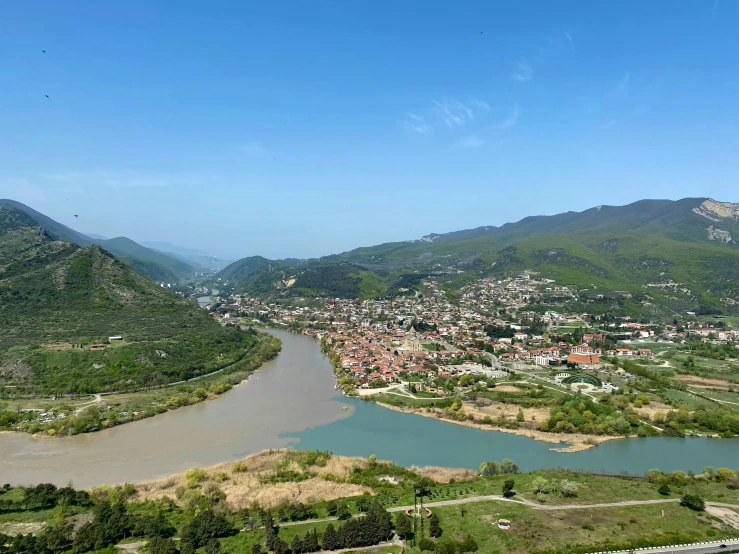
1, 1, 737, 260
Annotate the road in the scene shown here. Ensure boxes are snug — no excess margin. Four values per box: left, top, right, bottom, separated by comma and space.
602, 541, 739, 554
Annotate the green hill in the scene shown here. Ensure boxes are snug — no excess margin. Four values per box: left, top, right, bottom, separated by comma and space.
0, 204, 272, 395
0, 200, 196, 282
223, 198, 739, 314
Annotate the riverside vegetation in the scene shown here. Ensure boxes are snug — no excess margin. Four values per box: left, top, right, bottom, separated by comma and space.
0, 204, 281, 436
1, 449, 739, 554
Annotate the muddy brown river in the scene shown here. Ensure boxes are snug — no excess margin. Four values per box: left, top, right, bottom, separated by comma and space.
0, 330, 350, 487
2, 329, 738, 487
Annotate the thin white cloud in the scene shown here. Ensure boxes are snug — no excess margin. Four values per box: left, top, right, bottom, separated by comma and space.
512, 58, 533, 82
564, 30, 573, 45
459, 136, 484, 148
494, 104, 521, 130
405, 112, 432, 134
433, 99, 475, 128
405, 97, 491, 139
470, 99, 491, 113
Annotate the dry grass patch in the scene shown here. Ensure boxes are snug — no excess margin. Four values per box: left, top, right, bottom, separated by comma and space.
318, 454, 367, 478
494, 385, 524, 392
0, 522, 47, 536
133, 449, 373, 510
464, 401, 549, 423
634, 401, 677, 419
675, 375, 733, 390
410, 466, 475, 483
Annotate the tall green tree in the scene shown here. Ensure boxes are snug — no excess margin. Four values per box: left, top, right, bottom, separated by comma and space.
394, 512, 413, 540
321, 524, 339, 551
429, 513, 442, 538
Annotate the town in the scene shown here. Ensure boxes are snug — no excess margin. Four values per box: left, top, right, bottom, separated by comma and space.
199, 272, 739, 448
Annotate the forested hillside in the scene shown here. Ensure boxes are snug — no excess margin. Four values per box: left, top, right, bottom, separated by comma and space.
0, 204, 275, 394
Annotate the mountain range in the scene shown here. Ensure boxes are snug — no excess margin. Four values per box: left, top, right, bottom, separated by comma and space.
141, 241, 232, 271
217, 197, 739, 316
0, 200, 229, 281
0, 202, 255, 394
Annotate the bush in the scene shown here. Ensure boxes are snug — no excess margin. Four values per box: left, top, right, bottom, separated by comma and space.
434, 539, 458, 554
658, 484, 671, 496
459, 534, 479, 552
560, 480, 579, 498
418, 537, 435, 551
680, 494, 705, 511
232, 461, 248, 473
185, 468, 208, 488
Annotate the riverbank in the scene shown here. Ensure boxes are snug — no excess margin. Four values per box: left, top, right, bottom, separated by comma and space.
375, 402, 623, 452
1, 332, 282, 438
3, 448, 739, 554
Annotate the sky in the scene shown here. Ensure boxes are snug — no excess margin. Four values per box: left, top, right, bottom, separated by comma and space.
1, 1, 738, 260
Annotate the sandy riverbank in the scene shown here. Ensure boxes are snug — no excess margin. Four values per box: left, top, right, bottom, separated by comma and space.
375, 402, 624, 452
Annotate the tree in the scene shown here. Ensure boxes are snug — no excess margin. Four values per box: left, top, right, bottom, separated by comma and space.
532, 477, 550, 494
355, 495, 372, 512
149, 537, 179, 554
479, 461, 501, 476
560, 480, 579, 498
273, 538, 289, 554
336, 502, 351, 520
368, 454, 377, 467
326, 499, 338, 516
303, 529, 319, 552
180, 510, 233, 549
658, 484, 671, 496
394, 512, 413, 540
716, 468, 734, 482
428, 513, 441, 538
516, 409, 524, 422
291, 535, 304, 554
321, 523, 339, 551
680, 494, 705, 511
502, 480, 515, 498
205, 539, 221, 554
38, 523, 73, 554
251, 544, 263, 554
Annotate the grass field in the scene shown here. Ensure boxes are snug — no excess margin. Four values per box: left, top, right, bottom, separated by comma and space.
423, 500, 735, 553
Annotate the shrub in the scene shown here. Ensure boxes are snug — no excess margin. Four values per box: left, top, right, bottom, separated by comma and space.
680, 494, 705, 511
560, 480, 579, 498
186, 468, 208, 488
658, 484, 671, 496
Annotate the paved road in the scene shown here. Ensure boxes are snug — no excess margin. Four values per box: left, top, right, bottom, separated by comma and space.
607, 540, 739, 553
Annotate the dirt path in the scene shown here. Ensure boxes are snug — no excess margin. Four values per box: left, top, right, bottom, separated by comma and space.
706, 505, 739, 530
277, 495, 739, 531
74, 394, 102, 415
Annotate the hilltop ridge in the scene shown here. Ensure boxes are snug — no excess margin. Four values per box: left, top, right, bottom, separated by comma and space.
0, 203, 269, 395
0, 199, 196, 282
218, 197, 739, 315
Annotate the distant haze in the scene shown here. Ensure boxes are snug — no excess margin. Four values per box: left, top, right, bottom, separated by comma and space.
1, 2, 738, 259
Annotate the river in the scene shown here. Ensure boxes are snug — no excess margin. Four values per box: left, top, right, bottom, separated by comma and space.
1, 330, 737, 487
